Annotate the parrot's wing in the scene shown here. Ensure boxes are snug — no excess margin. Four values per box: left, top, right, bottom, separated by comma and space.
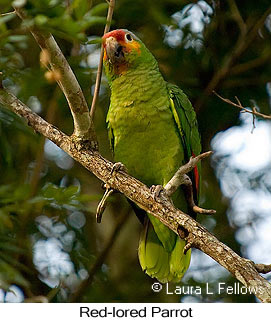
167, 83, 201, 199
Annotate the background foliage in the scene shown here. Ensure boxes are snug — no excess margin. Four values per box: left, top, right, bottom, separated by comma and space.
0, 0, 271, 302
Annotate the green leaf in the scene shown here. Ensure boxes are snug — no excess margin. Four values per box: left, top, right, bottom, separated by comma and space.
8, 35, 29, 43
85, 37, 102, 45
0, 13, 16, 26
34, 14, 49, 26
79, 16, 106, 31
72, 0, 89, 20
0, 260, 30, 289
88, 3, 108, 16
41, 183, 81, 207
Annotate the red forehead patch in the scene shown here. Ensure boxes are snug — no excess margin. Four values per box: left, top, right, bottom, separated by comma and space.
102, 29, 126, 42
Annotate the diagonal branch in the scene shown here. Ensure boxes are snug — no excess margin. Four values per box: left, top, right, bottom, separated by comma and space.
13, 7, 97, 146
1, 87, 271, 303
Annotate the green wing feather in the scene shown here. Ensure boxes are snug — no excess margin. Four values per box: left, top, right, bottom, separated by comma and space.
167, 83, 201, 199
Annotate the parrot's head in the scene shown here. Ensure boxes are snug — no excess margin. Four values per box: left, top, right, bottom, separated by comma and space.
102, 29, 156, 82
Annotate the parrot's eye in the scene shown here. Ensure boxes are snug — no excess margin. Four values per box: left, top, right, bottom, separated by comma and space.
125, 33, 133, 42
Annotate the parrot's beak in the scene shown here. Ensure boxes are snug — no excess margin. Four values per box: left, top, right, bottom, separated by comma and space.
103, 37, 124, 64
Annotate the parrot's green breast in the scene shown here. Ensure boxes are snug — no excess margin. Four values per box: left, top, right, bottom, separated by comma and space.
107, 68, 186, 189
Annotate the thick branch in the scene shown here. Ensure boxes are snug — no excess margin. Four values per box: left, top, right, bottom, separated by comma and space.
1, 87, 271, 303
14, 7, 97, 145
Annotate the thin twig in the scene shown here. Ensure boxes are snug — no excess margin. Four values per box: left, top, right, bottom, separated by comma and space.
90, 0, 116, 119
214, 91, 271, 120
229, 54, 271, 76
228, 0, 246, 35
0, 11, 16, 16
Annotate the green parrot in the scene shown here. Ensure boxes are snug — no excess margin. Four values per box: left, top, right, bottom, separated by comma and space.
102, 29, 201, 283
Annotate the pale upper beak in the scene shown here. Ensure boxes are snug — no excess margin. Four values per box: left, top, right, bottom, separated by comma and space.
104, 37, 124, 64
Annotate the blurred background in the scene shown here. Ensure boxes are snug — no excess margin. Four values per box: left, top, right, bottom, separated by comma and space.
0, 0, 271, 303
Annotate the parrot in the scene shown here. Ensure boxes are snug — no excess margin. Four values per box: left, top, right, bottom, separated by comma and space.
102, 29, 201, 283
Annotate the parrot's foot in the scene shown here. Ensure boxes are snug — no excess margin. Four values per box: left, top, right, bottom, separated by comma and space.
106, 162, 127, 190
150, 184, 163, 200
177, 226, 195, 255
71, 134, 99, 151
110, 162, 127, 175
96, 162, 126, 223
150, 185, 171, 203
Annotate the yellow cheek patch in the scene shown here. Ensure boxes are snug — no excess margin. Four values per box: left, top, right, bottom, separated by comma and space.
121, 40, 141, 55
103, 49, 107, 61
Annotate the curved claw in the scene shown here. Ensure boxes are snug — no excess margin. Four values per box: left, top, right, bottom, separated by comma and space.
96, 185, 114, 223
150, 184, 164, 201
110, 162, 127, 175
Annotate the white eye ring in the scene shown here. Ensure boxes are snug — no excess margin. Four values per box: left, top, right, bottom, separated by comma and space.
125, 33, 133, 42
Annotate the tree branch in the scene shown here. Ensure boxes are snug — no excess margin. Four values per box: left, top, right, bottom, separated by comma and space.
14, 7, 97, 146
163, 151, 216, 215
214, 91, 271, 120
90, 0, 116, 119
1, 87, 271, 302
0, 11, 16, 17
164, 151, 212, 196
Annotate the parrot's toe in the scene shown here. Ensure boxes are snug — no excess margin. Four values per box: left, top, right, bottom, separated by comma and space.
110, 162, 127, 175
150, 185, 169, 202
71, 134, 99, 151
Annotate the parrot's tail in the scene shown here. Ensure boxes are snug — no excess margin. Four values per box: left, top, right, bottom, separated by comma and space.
138, 217, 191, 283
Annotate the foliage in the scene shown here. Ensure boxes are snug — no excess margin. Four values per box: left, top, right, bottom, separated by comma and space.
0, 0, 271, 302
